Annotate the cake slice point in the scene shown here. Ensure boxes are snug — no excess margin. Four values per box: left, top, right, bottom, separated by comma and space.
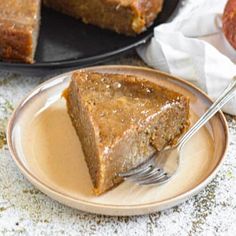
63, 71, 190, 195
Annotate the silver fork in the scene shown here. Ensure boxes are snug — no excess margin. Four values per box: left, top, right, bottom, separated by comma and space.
119, 77, 236, 186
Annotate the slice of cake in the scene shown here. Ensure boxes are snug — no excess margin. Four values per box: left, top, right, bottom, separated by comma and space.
63, 71, 190, 195
0, 0, 41, 63
43, 0, 164, 35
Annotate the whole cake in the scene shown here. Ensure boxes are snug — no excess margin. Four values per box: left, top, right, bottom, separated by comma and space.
0, 0, 164, 63
63, 71, 190, 195
44, 0, 164, 35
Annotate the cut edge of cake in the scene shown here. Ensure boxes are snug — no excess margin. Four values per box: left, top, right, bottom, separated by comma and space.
0, 0, 41, 63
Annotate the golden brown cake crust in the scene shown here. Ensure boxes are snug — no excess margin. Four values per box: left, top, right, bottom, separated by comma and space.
43, 0, 164, 35
0, 0, 41, 63
64, 71, 190, 195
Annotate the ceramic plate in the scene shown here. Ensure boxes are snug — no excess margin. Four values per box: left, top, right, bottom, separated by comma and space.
7, 66, 228, 216
0, 0, 179, 72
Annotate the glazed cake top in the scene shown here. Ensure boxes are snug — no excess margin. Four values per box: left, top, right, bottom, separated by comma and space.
70, 71, 186, 147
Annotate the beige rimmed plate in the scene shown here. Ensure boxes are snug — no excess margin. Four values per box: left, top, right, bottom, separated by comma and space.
7, 66, 228, 216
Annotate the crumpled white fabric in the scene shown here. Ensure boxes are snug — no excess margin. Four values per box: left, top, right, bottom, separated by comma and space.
137, 0, 236, 115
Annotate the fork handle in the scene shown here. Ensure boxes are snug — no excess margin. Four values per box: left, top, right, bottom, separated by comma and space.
177, 76, 236, 150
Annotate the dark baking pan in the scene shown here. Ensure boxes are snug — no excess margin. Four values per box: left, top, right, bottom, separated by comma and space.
0, 0, 180, 72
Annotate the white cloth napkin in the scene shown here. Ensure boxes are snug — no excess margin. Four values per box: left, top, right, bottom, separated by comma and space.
138, 0, 236, 115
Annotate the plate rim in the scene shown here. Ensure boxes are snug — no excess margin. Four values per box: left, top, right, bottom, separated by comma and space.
7, 65, 229, 215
